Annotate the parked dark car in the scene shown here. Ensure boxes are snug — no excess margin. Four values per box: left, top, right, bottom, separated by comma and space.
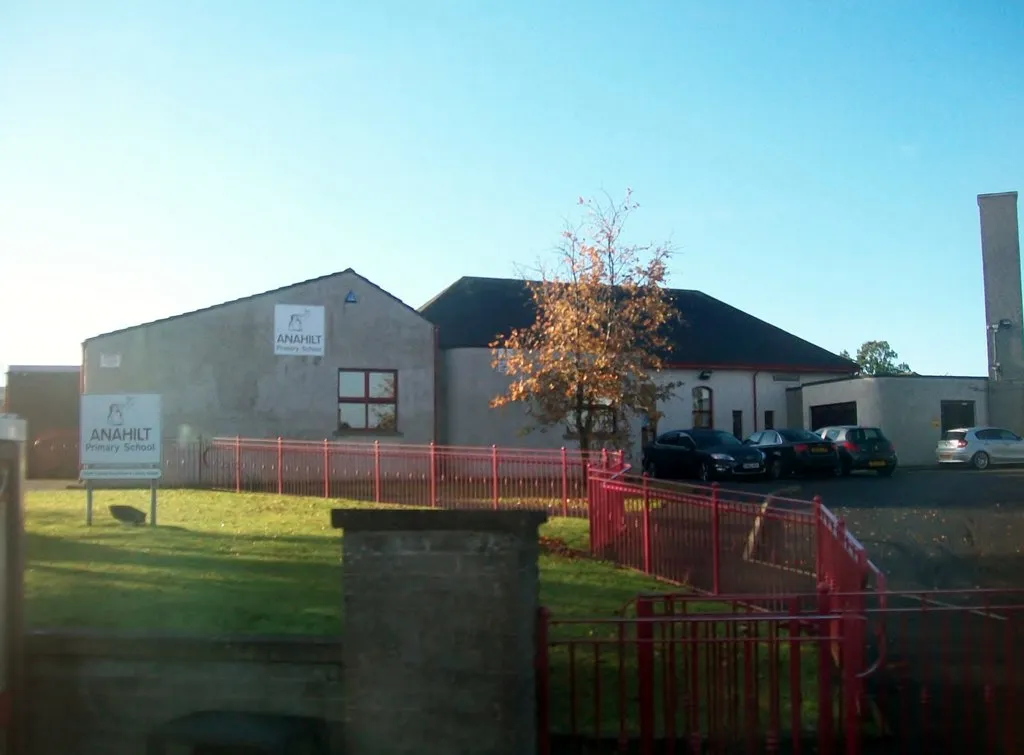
813, 425, 898, 477
743, 428, 840, 480
642, 428, 767, 482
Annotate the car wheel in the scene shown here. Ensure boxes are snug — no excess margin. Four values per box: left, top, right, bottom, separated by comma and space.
768, 458, 785, 481
840, 458, 852, 477
971, 452, 990, 471
698, 461, 711, 483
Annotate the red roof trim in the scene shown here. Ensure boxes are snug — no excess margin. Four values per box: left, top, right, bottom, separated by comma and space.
663, 362, 855, 374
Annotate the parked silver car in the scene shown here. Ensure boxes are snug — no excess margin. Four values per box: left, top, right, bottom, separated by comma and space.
935, 426, 1024, 469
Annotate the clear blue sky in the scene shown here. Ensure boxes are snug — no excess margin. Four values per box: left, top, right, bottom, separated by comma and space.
2, 0, 1022, 384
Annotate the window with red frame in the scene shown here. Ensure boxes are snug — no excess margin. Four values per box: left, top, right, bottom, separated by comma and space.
338, 369, 397, 431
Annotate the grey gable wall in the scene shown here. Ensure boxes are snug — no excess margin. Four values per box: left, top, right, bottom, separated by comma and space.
82, 271, 437, 443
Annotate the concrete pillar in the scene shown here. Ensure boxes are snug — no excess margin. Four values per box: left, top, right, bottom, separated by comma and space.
978, 191, 1023, 380
331, 509, 547, 755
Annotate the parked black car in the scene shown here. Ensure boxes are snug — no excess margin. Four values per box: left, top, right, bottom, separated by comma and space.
743, 428, 840, 480
813, 425, 898, 477
642, 428, 767, 482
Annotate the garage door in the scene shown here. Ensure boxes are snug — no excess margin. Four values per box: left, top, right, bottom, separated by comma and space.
810, 401, 857, 430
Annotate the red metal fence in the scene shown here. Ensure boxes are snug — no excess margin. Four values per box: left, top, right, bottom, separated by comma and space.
159, 436, 621, 517
158, 436, 879, 596
537, 588, 1024, 755
155, 436, 880, 599
586, 468, 885, 600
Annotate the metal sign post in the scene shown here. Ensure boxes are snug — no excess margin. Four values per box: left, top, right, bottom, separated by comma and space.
79, 394, 163, 526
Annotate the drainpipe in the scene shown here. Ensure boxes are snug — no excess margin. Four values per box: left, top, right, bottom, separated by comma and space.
752, 371, 761, 431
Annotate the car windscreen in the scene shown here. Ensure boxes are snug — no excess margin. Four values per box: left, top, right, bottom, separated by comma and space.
850, 427, 886, 442
943, 430, 967, 442
692, 431, 741, 449
778, 429, 822, 443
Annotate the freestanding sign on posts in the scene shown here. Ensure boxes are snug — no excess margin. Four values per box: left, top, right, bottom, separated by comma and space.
79, 394, 162, 526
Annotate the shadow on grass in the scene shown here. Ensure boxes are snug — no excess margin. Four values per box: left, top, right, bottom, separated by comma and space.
26, 528, 344, 635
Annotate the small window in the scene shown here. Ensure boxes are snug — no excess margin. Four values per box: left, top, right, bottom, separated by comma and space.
746, 432, 764, 445
943, 430, 967, 442
778, 429, 822, 443
692, 386, 713, 428
850, 427, 885, 443
338, 369, 398, 431
763, 410, 775, 430
566, 398, 617, 439
731, 410, 743, 439
493, 348, 516, 374
825, 429, 841, 441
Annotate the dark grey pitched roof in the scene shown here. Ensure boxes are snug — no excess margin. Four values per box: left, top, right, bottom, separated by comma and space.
419, 276, 856, 373
83, 268, 427, 343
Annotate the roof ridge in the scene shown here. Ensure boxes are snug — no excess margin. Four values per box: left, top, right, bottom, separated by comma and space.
84, 268, 428, 344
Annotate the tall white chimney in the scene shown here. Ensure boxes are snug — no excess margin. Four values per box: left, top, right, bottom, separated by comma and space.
978, 191, 1022, 380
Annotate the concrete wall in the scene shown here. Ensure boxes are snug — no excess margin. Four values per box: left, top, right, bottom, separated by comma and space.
24, 510, 547, 755
799, 376, 989, 466
82, 271, 438, 444
443, 348, 841, 457
25, 631, 344, 755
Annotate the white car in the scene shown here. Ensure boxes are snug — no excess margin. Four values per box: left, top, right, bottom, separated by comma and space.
935, 426, 1024, 470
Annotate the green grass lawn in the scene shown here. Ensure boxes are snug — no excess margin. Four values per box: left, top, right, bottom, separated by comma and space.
25, 488, 835, 741
24, 489, 656, 633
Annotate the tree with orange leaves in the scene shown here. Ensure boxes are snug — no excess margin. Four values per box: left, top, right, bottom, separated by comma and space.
490, 190, 681, 452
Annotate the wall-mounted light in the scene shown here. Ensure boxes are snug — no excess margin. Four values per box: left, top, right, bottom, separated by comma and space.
698, 370, 712, 381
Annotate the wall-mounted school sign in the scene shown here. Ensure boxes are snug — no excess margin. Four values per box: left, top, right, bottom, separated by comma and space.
79, 394, 162, 479
274, 304, 326, 356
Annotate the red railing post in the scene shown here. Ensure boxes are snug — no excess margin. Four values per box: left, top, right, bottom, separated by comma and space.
535, 607, 551, 755
559, 447, 568, 517
234, 435, 241, 493
711, 482, 721, 594
788, 597, 803, 743
429, 441, 438, 508
641, 473, 652, 574
601, 448, 608, 470
491, 445, 499, 510
841, 612, 861, 755
373, 441, 381, 503
816, 583, 835, 754
836, 517, 848, 592
322, 439, 330, 499
276, 436, 283, 495
585, 464, 596, 556
813, 495, 824, 583
636, 597, 655, 754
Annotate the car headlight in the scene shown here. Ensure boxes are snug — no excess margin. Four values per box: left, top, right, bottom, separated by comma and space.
710, 453, 734, 461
